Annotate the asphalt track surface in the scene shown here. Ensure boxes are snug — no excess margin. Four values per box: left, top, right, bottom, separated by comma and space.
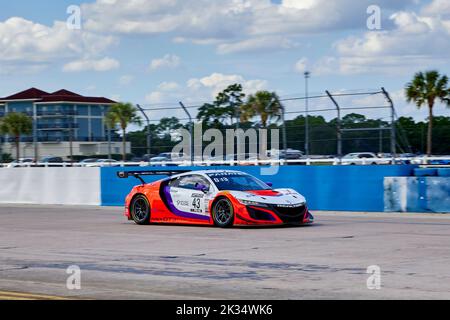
0, 204, 449, 300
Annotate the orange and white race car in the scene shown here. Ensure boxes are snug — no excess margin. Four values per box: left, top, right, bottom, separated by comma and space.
119, 170, 314, 228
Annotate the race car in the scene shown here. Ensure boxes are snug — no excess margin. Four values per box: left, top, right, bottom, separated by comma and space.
118, 169, 314, 227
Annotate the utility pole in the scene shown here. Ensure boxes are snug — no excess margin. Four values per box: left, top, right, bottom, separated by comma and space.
179, 102, 194, 166
304, 71, 310, 157
381, 87, 396, 157
137, 104, 151, 159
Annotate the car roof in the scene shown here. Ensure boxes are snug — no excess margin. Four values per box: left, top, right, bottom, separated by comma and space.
171, 169, 249, 179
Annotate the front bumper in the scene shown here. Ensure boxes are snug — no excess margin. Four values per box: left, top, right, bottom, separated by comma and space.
236, 203, 314, 225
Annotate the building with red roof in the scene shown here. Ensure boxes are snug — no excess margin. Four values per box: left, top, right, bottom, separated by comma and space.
0, 88, 130, 160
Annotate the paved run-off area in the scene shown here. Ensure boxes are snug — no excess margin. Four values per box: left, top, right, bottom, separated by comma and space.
0, 205, 449, 300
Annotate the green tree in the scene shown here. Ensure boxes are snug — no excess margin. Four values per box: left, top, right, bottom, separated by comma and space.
0, 112, 32, 160
405, 70, 450, 155
241, 91, 282, 128
105, 103, 142, 161
157, 117, 182, 136
197, 83, 245, 127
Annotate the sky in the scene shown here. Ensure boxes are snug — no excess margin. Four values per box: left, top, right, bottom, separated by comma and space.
0, 0, 449, 125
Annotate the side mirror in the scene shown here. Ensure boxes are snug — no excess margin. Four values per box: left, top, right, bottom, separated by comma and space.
266, 182, 273, 187
195, 183, 208, 193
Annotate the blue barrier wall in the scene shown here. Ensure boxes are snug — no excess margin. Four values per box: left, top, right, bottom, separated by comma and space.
101, 165, 417, 211
385, 177, 450, 213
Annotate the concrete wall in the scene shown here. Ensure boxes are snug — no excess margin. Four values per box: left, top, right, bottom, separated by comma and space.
2, 141, 130, 160
0, 167, 101, 205
101, 165, 417, 211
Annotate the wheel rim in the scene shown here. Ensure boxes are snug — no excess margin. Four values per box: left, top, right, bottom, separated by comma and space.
133, 198, 148, 221
214, 199, 233, 224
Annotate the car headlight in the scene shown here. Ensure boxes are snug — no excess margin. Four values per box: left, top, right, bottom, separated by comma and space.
238, 199, 269, 207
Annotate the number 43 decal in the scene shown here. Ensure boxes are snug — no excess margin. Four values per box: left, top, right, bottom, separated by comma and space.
192, 198, 201, 209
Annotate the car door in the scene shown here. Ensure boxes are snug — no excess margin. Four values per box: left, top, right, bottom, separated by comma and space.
169, 175, 212, 218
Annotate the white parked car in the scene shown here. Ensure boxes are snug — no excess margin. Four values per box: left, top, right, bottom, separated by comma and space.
85, 159, 120, 167
341, 152, 391, 165
6, 158, 35, 168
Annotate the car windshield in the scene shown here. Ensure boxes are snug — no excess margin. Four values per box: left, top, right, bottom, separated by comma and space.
207, 172, 271, 191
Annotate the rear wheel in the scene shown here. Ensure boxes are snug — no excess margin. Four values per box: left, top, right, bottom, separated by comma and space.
212, 198, 234, 228
130, 195, 150, 225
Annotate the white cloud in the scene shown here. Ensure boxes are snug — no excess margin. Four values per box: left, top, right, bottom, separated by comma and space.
294, 57, 308, 73
423, 0, 450, 18
157, 81, 180, 91
81, 0, 417, 54
63, 57, 120, 72
145, 73, 267, 118
149, 54, 181, 71
312, 10, 450, 75
217, 36, 298, 54
145, 91, 165, 104
0, 17, 117, 67
119, 75, 134, 85
187, 73, 267, 98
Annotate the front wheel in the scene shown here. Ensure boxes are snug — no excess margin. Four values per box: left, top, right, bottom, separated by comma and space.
212, 198, 234, 228
130, 195, 150, 225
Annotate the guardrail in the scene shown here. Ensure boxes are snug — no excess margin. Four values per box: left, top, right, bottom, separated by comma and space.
1, 156, 449, 168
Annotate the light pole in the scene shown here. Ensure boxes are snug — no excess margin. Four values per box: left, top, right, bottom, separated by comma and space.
179, 102, 194, 166
304, 71, 310, 157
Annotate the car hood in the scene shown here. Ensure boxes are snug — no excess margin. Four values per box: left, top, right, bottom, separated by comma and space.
228, 189, 306, 206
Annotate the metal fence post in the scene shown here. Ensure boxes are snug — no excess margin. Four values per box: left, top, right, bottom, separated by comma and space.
381, 87, 396, 157
179, 102, 194, 165
326, 90, 342, 159
137, 104, 151, 158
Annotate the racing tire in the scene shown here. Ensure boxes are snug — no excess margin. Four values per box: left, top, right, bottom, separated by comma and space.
212, 197, 235, 228
130, 195, 151, 225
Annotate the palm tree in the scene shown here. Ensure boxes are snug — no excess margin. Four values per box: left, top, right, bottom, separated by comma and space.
0, 112, 33, 160
105, 103, 142, 161
240, 91, 282, 128
405, 71, 450, 156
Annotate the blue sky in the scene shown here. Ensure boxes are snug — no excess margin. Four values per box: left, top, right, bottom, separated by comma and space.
1, 0, 449, 124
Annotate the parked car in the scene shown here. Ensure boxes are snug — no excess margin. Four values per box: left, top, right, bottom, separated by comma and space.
85, 159, 120, 167
149, 156, 179, 167
150, 153, 189, 166
341, 152, 390, 165
78, 158, 100, 166
6, 158, 35, 168
40, 156, 64, 163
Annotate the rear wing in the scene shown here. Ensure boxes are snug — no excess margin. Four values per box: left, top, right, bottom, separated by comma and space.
117, 170, 192, 184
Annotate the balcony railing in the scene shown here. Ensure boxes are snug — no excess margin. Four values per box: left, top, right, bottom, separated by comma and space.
37, 123, 79, 130
37, 110, 78, 117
